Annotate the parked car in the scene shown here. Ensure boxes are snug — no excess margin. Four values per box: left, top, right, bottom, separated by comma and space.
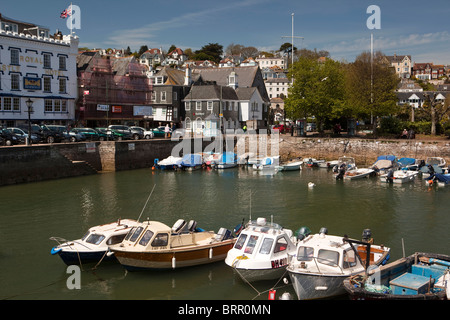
71, 128, 100, 141
47, 125, 85, 142
7, 127, 40, 144
0, 128, 20, 146
129, 126, 145, 140
152, 126, 171, 137
143, 129, 154, 139
272, 124, 287, 133
18, 124, 64, 143
95, 128, 114, 140
107, 125, 133, 140
306, 123, 316, 132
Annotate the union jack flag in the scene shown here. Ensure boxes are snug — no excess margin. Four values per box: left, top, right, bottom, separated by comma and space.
60, 6, 72, 19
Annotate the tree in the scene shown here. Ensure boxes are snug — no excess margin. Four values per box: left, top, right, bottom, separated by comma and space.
421, 92, 450, 135
193, 43, 223, 63
124, 46, 132, 56
138, 45, 148, 57
344, 51, 399, 136
280, 42, 297, 54
285, 56, 345, 133
168, 45, 177, 53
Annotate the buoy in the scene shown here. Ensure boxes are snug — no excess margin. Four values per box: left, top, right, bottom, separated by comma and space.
152, 166, 155, 170
268, 289, 276, 300
279, 292, 292, 300
308, 182, 315, 188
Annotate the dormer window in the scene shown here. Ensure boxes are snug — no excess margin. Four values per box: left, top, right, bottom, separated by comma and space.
1, 22, 18, 33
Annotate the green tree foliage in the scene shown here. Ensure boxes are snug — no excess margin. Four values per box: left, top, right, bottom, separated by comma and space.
285, 56, 345, 132
193, 43, 223, 63
344, 51, 399, 135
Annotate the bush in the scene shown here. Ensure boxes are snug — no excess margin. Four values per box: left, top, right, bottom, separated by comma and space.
379, 116, 403, 135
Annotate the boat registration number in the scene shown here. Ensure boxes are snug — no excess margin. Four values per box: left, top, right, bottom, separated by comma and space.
271, 258, 288, 269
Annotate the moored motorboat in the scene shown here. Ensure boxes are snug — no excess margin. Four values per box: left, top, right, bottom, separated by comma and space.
50, 219, 140, 265
370, 155, 398, 175
154, 156, 183, 170
225, 217, 304, 282
214, 152, 238, 169
278, 160, 303, 171
343, 252, 450, 300
287, 228, 390, 300
252, 156, 280, 170
343, 168, 375, 180
380, 169, 418, 184
109, 219, 236, 270
179, 153, 204, 171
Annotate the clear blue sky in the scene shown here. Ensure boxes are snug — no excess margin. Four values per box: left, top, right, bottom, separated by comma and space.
2, 0, 450, 64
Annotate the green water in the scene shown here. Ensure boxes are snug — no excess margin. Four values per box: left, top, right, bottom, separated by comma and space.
0, 167, 448, 300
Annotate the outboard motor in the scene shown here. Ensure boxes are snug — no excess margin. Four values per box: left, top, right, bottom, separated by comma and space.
336, 164, 346, 180
362, 229, 372, 242
386, 169, 394, 183
215, 228, 232, 241
172, 219, 187, 234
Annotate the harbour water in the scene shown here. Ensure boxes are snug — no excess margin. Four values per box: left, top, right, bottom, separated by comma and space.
0, 166, 449, 300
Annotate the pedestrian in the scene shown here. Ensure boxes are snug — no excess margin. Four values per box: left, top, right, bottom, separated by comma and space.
164, 124, 170, 138
243, 125, 247, 133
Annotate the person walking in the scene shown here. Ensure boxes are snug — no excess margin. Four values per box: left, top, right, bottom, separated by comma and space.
164, 124, 170, 138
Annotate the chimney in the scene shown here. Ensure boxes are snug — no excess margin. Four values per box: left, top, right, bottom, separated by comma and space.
184, 65, 191, 86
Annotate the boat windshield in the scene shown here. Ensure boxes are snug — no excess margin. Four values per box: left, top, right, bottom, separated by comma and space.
85, 233, 105, 245
244, 235, 259, 254
317, 249, 339, 267
234, 233, 247, 250
151, 233, 168, 247
129, 227, 144, 243
138, 230, 154, 246
297, 246, 314, 261
259, 238, 274, 254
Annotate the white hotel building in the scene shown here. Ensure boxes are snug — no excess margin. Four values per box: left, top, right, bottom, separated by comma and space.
0, 13, 78, 128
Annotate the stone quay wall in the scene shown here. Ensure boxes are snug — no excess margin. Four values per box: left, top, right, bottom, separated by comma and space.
0, 136, 449, 187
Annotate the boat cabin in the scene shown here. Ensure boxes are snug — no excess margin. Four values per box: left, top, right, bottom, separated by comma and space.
230, 218, 296, 265
117, 219, 231, 251
80, 219, 138, 247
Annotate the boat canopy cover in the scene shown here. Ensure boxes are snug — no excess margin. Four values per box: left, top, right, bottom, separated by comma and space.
181, 154, 203, 166
398, 158, 416, 166
376, 155, 397, 161
372, 159, 394, 169
433, 173, 450, 184
220, 152, 237, 164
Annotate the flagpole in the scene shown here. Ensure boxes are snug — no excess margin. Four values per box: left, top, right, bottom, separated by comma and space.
70, 3, 73, 35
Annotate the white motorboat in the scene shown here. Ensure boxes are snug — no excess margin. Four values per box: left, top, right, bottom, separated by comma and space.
154, 156, 183, 170
370, 155, 398, 175
252, 156, 280, 170
225, 217, 303, 282
380, 169, 418, 184
318, 160, 339, 169
214, 152, 238, 169
179, 153, 204, 171
287, 228, 390, 300
50, 219, 141, 265
426, 157, 446, 168
278, 160, 303, 171
332, 156, 357, 172
343, 168, 374, 180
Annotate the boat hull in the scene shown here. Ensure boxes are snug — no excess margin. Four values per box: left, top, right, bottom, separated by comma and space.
232, 266, 288, 282
112, 240, 235, 270
53, 249, 114, 265
288, 271, 348, 300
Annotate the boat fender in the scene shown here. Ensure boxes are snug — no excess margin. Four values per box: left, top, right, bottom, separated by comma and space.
268, 289, 276, 300
172, 256, 176, 269
106, 251, 114, 257
209, 248, 213, 259
51, 247, 62, 255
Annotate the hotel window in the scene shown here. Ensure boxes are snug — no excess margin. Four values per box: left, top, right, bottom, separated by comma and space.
61, 100, 67, 112
207, 101, 213, 110
59, 56, 66, 70
59, 78, 67, 93
13, 97, 20, 111
161, 91, 166, 101
196, 101, 202, 110
235, 102, 239, 112
11, 73, 20, 90
43, 76, 51, 92
54, 99, 61, 112
2, 22, 18, 33
151, 91, 156, 101
45, 99, 53, 112
3, 97, 12, 111
43, 53, 51, 69
185, 101, 190, 111
10, 49, 19, 65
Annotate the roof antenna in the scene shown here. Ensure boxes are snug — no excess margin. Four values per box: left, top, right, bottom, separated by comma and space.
137, 184, 156, 222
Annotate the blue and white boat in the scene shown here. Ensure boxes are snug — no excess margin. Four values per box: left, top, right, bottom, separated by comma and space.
397, 157, 425, 171
371, 155, 398, 175
180, 153, 204, 171
214, 152, 238, 169
50, 219, 140, 265
154, 156, 183, 170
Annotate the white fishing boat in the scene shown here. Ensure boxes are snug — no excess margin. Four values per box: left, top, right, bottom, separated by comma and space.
343, 168, 374, 180
179, 153, 204, 171
154, 156, 183, 170
225, 217, 302, 282
214, 152, 238, 169
426, 157, 446, 168
332, 156, 357, 172
318, 160, 339, 169
278, 160, 303, 171
252, 156, 280, 170
50, 219, 140, 265
287, 228, 390, 300
380, 169, 418, 184
370, 155, 398, 175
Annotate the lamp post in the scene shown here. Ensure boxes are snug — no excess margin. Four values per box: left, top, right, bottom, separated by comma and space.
26, 98, 33, 145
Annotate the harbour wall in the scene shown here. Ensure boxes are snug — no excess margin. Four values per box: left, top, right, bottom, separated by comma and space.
0, 136, 449, 187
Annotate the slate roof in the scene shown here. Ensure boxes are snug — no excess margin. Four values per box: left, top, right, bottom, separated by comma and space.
184, 84, 238, 101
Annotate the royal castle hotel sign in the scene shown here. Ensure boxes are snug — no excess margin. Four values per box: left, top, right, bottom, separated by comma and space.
0, 13, 78, 128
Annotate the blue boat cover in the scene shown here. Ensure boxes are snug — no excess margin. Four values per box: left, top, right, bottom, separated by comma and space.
398, 157, 416, 166
220, 152, 237, 164
181, 154, 203, 166
433, 173, 450, 184
376, 155, 397, 161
